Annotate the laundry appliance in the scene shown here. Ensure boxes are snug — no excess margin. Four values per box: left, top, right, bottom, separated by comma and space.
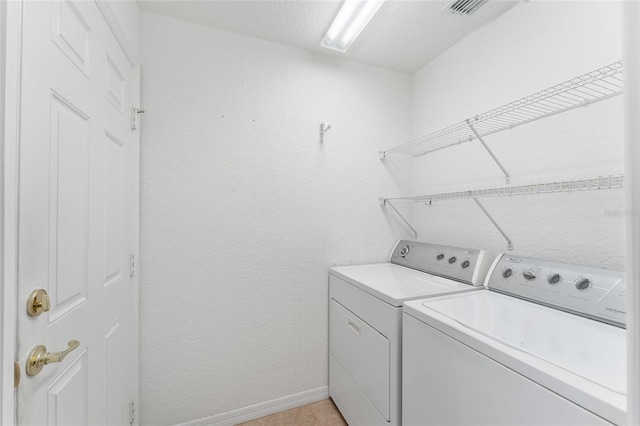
403, 253, 626, 425
329, 240, 493, 426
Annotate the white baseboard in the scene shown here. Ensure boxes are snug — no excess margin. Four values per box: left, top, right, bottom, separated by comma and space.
176, 386, 330, 426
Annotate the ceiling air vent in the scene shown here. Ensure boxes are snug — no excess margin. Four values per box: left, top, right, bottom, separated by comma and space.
447, 0, 487, 15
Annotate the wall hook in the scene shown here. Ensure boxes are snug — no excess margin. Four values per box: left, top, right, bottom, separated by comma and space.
320, 122, 332, 143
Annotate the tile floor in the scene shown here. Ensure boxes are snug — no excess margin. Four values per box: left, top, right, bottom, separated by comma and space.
237, 399, 347, 426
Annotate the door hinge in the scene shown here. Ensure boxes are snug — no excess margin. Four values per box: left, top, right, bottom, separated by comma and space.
131, 108, 145, 131
129, 253, 136, 278
129, 400, 137, 425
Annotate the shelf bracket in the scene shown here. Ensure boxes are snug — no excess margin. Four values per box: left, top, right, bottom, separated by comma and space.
466, 119, 511, 184
472, 197, 513, 251
381, 198, 418, 238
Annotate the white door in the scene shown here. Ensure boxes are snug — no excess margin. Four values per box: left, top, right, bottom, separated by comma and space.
17, 1, 137, 424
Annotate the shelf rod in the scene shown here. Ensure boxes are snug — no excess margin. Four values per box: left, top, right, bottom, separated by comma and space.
383, 174, 624, 204
466, 119, 511, 183
472, 197, 513, 251
382, 199, 418, 238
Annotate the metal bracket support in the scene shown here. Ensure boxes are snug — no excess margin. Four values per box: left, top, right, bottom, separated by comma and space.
466, 119, 511, 183
472, 197, 513, 251
381, 198, 418, 238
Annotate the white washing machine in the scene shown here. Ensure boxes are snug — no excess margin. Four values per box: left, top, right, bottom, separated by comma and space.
403, 253, 627, 425
329, 240, 493, 426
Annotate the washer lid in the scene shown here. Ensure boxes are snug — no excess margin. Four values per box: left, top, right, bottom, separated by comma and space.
404, 291, 626, 423
329, 263, 477, 307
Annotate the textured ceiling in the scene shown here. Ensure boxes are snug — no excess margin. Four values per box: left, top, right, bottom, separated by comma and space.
137, 0, 517, 74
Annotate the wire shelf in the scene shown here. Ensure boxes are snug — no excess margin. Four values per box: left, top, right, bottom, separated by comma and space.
381, 61, 623, 157
383, 174, 625, 204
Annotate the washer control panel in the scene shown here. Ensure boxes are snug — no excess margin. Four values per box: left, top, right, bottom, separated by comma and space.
486, 254, 626, 327
389, 240, 493, 286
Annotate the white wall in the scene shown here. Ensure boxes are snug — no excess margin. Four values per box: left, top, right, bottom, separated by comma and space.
139, 2, 626, 424
409, 1, 625, 268
0, 1, 6, 423
138, 12, 412, 425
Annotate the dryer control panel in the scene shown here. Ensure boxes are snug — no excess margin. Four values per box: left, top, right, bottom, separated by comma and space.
389, 240, 492, 286
486, 254, 626, 327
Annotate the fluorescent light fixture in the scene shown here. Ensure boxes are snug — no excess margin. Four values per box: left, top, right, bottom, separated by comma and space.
321, 0, 385, 53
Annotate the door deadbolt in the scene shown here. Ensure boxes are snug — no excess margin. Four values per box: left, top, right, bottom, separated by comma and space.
26, 340, 80, 376
27, 289, 50, 316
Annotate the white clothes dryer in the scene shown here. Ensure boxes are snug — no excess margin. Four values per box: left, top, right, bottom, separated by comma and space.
329, 240, 493, 426
403, 253, 626, 425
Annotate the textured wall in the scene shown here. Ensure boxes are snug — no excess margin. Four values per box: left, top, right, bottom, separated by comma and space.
0, 3, 5, 424
408, 1, 625, 268
139, 2, 625, 424
138, 12, 412, 425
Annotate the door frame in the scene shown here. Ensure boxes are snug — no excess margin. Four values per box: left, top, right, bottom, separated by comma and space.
1, 1, 141, 424
2, 1, 22, 423
623, 3, 640, 425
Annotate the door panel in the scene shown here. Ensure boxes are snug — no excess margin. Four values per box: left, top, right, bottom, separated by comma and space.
104, 131, 124, 289
47, 351, 88, 426
51, 0, 91, 77
104, 316, 126, 425
48, 92, 90, 321
105, 54, 126, 113
17, 1, 136, 424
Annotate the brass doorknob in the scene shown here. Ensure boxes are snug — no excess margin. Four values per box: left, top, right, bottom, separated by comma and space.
27, 289, 50, 316
26, 340, 80, 376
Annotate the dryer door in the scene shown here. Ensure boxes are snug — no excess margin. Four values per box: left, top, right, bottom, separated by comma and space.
331, 300, 390, 421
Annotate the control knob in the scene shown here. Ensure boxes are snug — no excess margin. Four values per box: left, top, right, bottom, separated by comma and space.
448, 256, 457, 264
575, 278, 591, 290
461, 260, 470, 269
399, 246, 410, 258
436, 254, 444, 261
547, 273, 561, 284
523, 270, 536, 281
502, 268, 512, 278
